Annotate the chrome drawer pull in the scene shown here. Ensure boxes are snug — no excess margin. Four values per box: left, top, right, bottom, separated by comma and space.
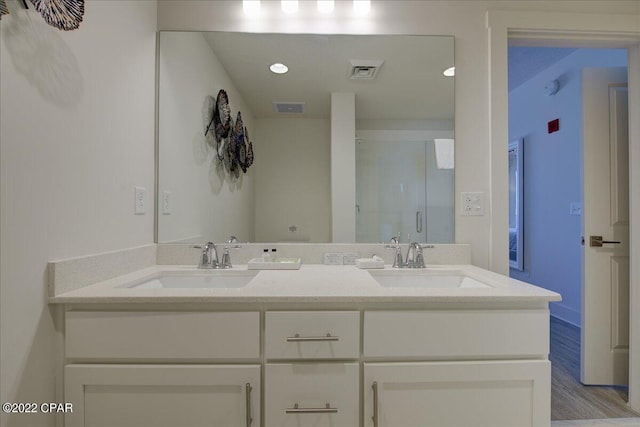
245, 383, 253, 426
286, 403, 338, 414
286, 333, 339, 342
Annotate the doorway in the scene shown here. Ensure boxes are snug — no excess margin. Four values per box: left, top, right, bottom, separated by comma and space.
508, 46, 632, 420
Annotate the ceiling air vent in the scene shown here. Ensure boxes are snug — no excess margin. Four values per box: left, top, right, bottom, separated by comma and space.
273, 102, 305, 114
348, 59, 385, 80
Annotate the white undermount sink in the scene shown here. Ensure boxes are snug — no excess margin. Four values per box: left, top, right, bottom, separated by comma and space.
368, 270, 492, 289
125, 270, 258, 289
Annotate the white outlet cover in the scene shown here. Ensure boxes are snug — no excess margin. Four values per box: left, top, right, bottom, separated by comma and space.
461, 192, 485, 216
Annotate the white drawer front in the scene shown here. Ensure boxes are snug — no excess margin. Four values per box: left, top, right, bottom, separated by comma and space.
265, 363, 359, 427
66, 311, 260, 360
364, 310, 549, 358
265, 311, 360, 359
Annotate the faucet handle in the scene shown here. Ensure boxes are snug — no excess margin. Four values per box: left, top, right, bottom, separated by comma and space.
220, 248, 232, 269
385, 244, 404, 268
220, 245, 241, 268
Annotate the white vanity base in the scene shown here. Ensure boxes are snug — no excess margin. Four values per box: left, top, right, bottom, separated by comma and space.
60, 301, 552, 427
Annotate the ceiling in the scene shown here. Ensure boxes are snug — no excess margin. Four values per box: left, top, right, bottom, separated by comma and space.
202, 32, 454, 120
508, 46, 578, 92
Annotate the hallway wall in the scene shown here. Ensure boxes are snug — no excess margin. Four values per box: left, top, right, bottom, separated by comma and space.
509, 48, 628, 326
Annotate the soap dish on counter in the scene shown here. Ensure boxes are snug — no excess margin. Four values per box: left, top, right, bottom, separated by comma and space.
355, 256, 385, 269
247, 257, 302, 270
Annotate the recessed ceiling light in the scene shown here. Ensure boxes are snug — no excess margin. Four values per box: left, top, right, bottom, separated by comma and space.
281, 0, 298, 14
353, 0, 370, 15
242, 0, 260, 15
317, 0, 334, 14
270, 63, 289, 74
443, 66, 455, 77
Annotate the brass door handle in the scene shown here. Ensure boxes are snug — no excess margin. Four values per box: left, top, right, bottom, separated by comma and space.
590, 236, 621, 247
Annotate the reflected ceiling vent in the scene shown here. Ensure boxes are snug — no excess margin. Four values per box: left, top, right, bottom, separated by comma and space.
273, 101, 305, 114
348, 59, 384, 80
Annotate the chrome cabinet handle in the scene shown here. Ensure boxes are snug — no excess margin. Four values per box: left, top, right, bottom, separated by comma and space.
590, 236, 621, 247
286, 403, 338, 414
286, 333, 339, 342
245, 383, 253, 426
372, 381, 379, 427
416, 211, 423, 233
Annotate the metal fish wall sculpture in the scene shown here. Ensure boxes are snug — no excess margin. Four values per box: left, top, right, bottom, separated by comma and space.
29, 0, 84, 31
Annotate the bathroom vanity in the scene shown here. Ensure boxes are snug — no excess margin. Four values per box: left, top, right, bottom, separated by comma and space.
50, 252, 560, 427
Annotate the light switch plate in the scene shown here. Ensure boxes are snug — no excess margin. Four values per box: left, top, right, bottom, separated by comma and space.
134, 186, 147, 215
162, 190, 172, 215
461, 192, 485, 216
570, 202, 582, 216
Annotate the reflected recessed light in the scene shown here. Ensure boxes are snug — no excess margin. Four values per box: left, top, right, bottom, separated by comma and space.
281, 0, 298, 14
242, 0, 260, 15
270, 63, 289, 74
353, 0, 370, 15
443, 66, 455, 77
317, 0, 334, 14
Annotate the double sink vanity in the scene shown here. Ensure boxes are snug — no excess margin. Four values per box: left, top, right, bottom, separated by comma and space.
49, 243, 560, 427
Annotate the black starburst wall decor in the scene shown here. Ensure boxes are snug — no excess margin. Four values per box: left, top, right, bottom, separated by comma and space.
0, 0, 9, 19
0, 0, 84, 31
202, 90, 255, 179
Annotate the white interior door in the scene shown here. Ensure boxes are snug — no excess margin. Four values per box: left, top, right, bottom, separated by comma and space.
582, 67, 629, 385
356, 140, 427, 243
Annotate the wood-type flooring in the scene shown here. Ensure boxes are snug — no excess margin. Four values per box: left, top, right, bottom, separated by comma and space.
551, 316, 640, 421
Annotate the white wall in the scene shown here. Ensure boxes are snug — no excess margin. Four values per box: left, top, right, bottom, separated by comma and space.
509, 48, 628, 326
254, 117, 331, 242
0, 1, 157, 426
331, 93, 356, 242
158, 32, 255, 243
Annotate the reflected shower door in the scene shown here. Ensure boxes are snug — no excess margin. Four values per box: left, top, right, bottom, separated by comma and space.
356, 140, 427, 243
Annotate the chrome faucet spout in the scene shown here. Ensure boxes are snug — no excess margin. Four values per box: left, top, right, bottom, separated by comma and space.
194, 242, 219, 269
405, 242, 425, 269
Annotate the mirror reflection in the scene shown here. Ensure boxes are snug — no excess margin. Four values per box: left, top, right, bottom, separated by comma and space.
157, 31, 454, 244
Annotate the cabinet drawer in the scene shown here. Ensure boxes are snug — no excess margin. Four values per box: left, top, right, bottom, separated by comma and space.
364, 310, 549, 358
265, 363, 359, 427
66, 311, 260, 360
265, 311, 359, 359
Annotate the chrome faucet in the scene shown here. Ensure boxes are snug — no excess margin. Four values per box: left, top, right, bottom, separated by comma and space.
405, 242, 425, 268
385, 235, 404, 268
194, 242, 219, 269
385, 239, 428, 268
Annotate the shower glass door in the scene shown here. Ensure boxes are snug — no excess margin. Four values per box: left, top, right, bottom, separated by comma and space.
356, 140, 427, 243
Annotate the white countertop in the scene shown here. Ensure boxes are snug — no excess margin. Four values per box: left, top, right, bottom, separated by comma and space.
49, 264, 562, 304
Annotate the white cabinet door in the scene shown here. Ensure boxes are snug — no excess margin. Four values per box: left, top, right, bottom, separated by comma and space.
265, 363, 359, 427
65, 364, 260, 427
364, 361, 550, 427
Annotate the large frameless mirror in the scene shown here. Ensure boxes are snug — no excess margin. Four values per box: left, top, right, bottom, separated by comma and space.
509, 138, 524, 270
157, 31, 454, 244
